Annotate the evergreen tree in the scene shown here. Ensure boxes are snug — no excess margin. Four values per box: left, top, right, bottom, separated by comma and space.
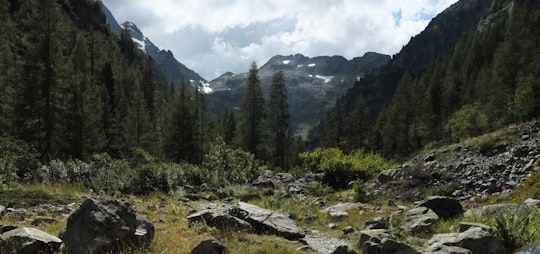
14, 0, 66, 159
164, 82, 196, 163
344, 99, 371, 152
322, 96, 345, 149
194, 82, 208, 164
0, 0, 16, 136
236, 62, 266, 159
218, 106, 236, 145
268, 70, 291, 170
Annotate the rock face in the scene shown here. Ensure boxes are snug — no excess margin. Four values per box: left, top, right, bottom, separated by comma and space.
230, 202, 305, 240
191, 239, 229, 254
0, 226, 62, 254
61, 198, 154, 254
463, 203, 521, 218
425, 227, 506, 254
417, 196, 464, 219
358, 229, 418, 254
400, 207, 439, 233
187, 203, 252, 232
361, 217, 389, 230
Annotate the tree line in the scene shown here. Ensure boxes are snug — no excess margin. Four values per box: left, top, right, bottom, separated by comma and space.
0, 0, 298, 171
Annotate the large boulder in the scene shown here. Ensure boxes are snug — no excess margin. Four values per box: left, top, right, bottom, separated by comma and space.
191, 239, 229, 254
229, 202, 305, 240
361, 217, 389, 230
61, 198, 154, 254
416, 196, 464, 219
358, 229, 418, 254
187, 203, 252, 232
425, 227, 505, 254
0, 226, 62, 254
304, 234, 357, 254
463, 204, 521, 218
400, 207, 439, 233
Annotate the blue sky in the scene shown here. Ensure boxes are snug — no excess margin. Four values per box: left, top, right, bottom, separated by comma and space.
102, 0, 458, 80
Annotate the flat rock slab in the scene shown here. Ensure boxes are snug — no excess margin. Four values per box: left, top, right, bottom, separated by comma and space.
230, 202, 305, 240
0, 226, 62, 254
321, 202, 363, 214
304, 234, 356, 254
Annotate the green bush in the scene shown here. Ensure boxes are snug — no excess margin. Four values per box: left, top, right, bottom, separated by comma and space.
304, 182, 333, 197
492, 206, 540, 252
0, 156, 17, 188
0, 138, 40, 181
299, 148, 395, 189
353, 180, 373, 203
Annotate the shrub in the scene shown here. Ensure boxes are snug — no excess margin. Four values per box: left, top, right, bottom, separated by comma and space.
304, 182, 333, 197
353, 180, 373, 203
0, 138, 40, 181
0, 156, 17, 188
299, 148, 395, 189
492, 206, 540, 252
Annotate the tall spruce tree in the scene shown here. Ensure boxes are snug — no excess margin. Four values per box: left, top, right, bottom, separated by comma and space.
218, 106, 236, 145
322, 96, 345, 149
0, 0, 16, 136
268, 70, 291, 169
236, 62, 266, 158
164, 82, 196, 163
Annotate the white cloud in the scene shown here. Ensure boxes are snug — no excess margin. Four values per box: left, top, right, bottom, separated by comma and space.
102, 0, 458, 80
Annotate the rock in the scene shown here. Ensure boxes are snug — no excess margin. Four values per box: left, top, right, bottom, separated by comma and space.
421, 243, 472, 254
61, 198, 154, 254
304, 234, 357, 254
400, 207, 439, 233
0, 226, 62, 254
296, 245, 315, 252
321, 202, 363, 214
524, 198, 540, 207
416, 196, 464, 219
0, 205, 5, 217
191, 239, 229, 254
378, 169, 401, 183
343, 226, 355, 235
327, 223, 338, 229
229, 202, 305, 240
463, 204, 521, 218
187, 203, 252, 232
458, 222, 490, 233
328, 211, 349, 221
358, 229, 418, 254
361, 217, 388, 230
426, 227, 505, 254
425, 154, 436, 162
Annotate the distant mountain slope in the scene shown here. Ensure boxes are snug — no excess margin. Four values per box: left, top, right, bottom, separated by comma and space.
207, 52, 390, 134
102, 4, 207, 86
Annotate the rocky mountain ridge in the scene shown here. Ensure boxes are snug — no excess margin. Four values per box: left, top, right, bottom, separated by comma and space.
102, 4, 207, 87
207, 52, 391, 133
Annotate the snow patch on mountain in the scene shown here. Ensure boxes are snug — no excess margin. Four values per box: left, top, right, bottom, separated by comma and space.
315, 75, 335, 83
297, 64, 304, 68
132, 38, 146, 53
282, 60, 291, 64
308, 63, 316, 67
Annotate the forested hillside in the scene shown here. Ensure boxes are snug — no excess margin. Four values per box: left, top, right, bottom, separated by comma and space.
0, 0, 209, 162
312, 0, 540, 159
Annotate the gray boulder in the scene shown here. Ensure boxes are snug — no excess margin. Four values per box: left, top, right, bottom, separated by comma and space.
420, 243, 472, 254
361, 217, 388, 230
417, 196, 464, 219
191, 239, 229, 254
378, 169, 401, 183
458, 222, 490, 233
463, 204, 521, 218
358, 229, 418, 254
400, 207, 439, 233
229, 202, 305, 240
187, 203, 252, 232
426, 227, 505, 254
0, 226, 62, 254
304, 234, 357, 254
61, 198, 154, 254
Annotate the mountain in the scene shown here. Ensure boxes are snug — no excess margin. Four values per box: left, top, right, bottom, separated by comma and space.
102, 4, 207, 86
207, 52, 391, 135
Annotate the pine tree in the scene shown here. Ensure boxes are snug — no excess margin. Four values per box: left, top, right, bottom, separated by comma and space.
268, 70, 291, 170
344, 99, 371, 151
322, 96, 345, 149
164, 82, 196, 163
14, 0, 66, 159
218, 106, 236, 145
0, 0, 16, 136
236, 62, 266, 158
194, 82, 208, 164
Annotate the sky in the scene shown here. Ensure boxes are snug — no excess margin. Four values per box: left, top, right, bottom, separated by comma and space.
102, 0, 459, 80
